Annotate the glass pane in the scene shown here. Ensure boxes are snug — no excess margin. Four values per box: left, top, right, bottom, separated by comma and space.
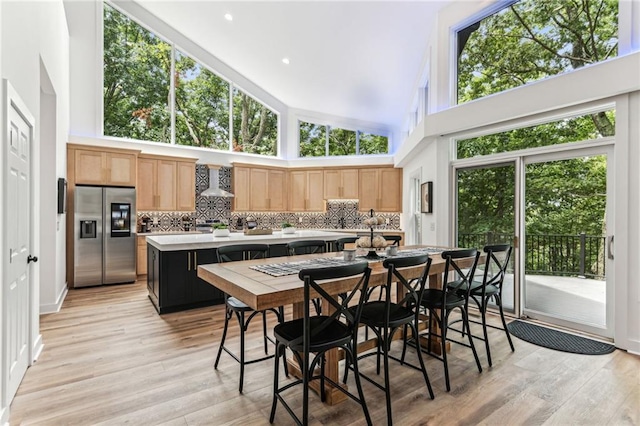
299, 121, 326, 157
457, 0, 618, 104
174, 50, 230, 149
457, 110, 615, 159
103, 4, 171, 142
232, 88, 277, 156
328, 127, 356, 156
359, 132, 388, 154
524, 155, 607, 327
457, 163, 516, 311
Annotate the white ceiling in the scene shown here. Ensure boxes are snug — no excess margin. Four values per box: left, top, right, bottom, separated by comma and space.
135, 1, 449, 132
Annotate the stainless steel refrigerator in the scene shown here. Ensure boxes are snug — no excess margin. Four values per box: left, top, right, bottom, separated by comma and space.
74, 186, 136, 287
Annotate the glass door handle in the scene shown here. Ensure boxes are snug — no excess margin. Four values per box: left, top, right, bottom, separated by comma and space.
607, 235, 614, 260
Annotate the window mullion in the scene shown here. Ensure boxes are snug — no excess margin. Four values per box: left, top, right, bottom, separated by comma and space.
229, 84, 234, 152
325, 125, 330, 156
170, 44, 176, 144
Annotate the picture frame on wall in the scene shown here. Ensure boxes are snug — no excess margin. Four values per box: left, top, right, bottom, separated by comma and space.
421, 181, 433, 213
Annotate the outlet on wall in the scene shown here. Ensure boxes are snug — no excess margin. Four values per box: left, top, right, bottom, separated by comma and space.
298, 216, 303, 223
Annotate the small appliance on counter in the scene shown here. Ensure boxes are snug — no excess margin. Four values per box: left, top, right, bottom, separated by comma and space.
139, 216, 150, 233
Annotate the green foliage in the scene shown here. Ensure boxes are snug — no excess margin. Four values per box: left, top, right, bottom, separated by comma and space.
455, 0, 615, 277
231, 88, 277, 156
298, 121, 389, 157
103, 4, 171, 142
458, 110, 615, 159
213, 223, 228, 229
329, 128, 356, 156
281, 222, 293, 228
104, 6, 277, 155
174, 50, 230, 149
299, 121, 327, 157
458, 0, 618, 104
359, 133, 388, 155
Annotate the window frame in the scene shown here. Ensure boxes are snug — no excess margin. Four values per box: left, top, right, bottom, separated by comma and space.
101, 2, 280, 157
297, 119, 390, 158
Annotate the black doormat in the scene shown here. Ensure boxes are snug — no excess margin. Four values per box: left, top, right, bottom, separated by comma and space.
507, 320, 615, 355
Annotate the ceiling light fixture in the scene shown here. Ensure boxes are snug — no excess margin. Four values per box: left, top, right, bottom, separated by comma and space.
224, 13, 233, 21
282, 58, 290, 65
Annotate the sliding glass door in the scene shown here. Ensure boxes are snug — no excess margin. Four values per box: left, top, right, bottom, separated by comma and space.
456, 162, 517, 312
454, 146, 613, 338
523, 148, 613, 337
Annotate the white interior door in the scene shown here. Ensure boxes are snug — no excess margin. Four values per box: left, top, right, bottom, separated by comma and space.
3, 80, 34, 405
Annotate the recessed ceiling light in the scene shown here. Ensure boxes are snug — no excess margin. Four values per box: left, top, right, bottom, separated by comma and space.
224, 13, 233, 21
282, 58, 290, 65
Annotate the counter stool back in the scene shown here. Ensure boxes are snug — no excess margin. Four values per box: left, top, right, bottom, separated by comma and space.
286, 240, 327, 314
269, 262, 373, 426
418, 248, 483, 391
215, 243, 286, 393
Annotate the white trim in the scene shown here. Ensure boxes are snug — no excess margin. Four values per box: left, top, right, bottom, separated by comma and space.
31, 334, 43, 364
39, 285, 68, 314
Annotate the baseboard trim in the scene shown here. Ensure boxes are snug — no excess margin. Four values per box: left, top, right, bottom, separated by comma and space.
626, 338, 640, 356
39, 285, 68, 314
32, 333, 44, 363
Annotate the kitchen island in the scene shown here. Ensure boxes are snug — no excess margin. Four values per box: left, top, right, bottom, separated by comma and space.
146, 230, 354, 313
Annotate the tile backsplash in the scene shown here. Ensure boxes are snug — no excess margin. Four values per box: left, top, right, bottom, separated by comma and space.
138, 164, 401, 232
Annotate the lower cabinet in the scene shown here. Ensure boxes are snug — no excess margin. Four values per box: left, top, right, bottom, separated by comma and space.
147, 245, 225, 314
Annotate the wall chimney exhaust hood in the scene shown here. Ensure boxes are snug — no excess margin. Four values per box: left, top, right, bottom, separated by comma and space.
201, 165, 234, 197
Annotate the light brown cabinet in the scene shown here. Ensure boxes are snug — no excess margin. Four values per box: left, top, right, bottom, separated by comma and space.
358, 167, 402, 212
233, 164, 287, 211
289, 169, 325, 211
137, 236, 147, 276
176, 161, 196, 211
74, 148, 137, 186
233, 166, 251, 211
137, 154, 197, 211
324, 169, 359, 200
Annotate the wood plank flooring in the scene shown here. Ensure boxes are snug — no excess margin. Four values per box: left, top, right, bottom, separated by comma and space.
9, 280, 640, 425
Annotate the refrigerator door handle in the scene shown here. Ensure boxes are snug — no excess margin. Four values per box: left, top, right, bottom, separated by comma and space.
188, 251, 191, 271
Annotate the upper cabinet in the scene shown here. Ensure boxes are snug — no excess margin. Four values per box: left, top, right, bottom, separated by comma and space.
137, 154, 197, 211
289, 169, 325, 212
73, 146, 138, 187
358, 167, 402, 212
324, 169, 359, 200
233, 163, 287, 211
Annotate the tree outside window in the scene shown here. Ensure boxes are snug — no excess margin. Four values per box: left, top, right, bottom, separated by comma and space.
298, 120, 389, 157
174, 50, 230, 149
103, 5, 278, 156
457, 0, 618, 111
103, 4, 171, 143
359, 132, 388, 155
232, 88, 277, 156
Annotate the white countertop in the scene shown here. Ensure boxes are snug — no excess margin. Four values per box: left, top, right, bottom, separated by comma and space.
146, 230, 356, 251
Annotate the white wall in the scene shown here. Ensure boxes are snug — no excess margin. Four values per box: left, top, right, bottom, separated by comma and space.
0, 0, 5, 420
396, 0, 640, 353
1, 0, 70, 383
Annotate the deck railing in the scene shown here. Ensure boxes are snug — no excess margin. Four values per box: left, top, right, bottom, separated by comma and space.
458, 232, 606, 279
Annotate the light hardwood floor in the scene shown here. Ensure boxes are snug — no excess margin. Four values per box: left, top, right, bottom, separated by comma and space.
9, 280, 640, 425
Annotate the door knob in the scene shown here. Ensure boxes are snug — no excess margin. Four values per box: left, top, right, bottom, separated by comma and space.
27, 255, 38, 264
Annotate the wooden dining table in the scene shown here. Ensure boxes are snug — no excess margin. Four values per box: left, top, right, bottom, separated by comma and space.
197, 245, 466, 405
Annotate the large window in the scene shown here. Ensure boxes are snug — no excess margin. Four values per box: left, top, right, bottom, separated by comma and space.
232, 88, 278, 155
298, 121, 388, 157
103, 5, 278, 156
174, 50, 230, 149
457, 109, 615, 159
103, 5, 171, 143
457, 0, 618, 104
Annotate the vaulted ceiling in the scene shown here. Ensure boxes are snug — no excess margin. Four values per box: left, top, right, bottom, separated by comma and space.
135, 1, 449, 132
